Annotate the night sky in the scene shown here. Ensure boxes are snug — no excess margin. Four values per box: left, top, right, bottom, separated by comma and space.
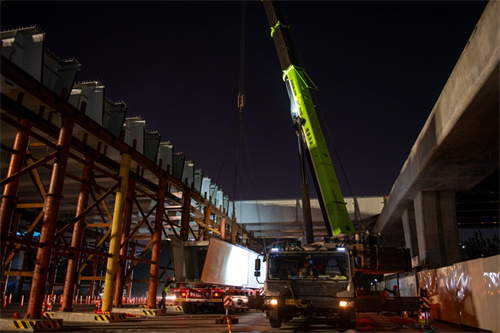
1, 1, 489, 201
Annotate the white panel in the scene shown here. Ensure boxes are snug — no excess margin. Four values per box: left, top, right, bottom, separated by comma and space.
157, 141, 173, 172
399, 274, 417, 297
12, 29, 44, 81
201, 177, 211, 199
183, 160, 194, 187
201, 237, 264, 289
215, 189, 223, 210
124, 119, 145, 154
477, 255, 500, 332
436, 265, 461, 324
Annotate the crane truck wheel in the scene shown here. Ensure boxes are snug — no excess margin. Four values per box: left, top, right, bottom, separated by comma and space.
182, 302, 191, 314
182, 302, 197, 314
268, 308, 283, 328
342, 309, 356, 330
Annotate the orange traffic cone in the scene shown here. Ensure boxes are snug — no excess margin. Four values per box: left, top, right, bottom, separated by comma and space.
94, 299, 102, 314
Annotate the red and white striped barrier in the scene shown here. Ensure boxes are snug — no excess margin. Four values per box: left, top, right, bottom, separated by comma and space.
420, 296, 430, 310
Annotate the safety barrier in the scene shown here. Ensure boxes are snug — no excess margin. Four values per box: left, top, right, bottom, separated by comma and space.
11, 319, 63, 330
417, 254, 499, 332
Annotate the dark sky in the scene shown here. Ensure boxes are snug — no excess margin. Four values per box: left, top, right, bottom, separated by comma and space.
1, 0, 488, 201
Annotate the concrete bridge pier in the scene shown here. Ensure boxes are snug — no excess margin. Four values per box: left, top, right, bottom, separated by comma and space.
404, 191, 460, 268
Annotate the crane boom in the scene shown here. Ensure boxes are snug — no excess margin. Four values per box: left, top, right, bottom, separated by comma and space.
262, 0, 355, 236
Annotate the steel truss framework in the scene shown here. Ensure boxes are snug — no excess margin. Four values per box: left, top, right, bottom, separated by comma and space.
0, 55, 262, 319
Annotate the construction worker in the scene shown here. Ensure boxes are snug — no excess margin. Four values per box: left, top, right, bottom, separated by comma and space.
384, 285, 400, 297
392, 285, 400, 297
160, 276, 172, 309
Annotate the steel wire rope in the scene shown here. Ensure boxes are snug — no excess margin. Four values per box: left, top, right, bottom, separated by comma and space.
235, 0, 266, 254
211, 1, 267, 254
211, 0, 246, 207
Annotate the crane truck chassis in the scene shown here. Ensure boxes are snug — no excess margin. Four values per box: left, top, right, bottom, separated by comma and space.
255, 235, 418, 329
256, 239, 357, 329
258, 1, 419, 328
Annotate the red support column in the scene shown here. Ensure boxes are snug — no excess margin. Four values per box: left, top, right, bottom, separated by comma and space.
147, 177, 167, 309
25, 114, 75, 319
203, 206, 211, 240
114, 177, 135, 308
220, 217, 226, 241
179, 190, 191, 241
0, 118, 33, 267
60, 156, 94, 312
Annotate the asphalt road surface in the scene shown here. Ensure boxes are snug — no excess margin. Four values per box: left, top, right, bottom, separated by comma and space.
0, 303, 489, 332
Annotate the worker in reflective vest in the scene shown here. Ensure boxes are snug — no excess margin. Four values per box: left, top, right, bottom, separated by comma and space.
384, 285, 400, 297
161, 276, 172, 309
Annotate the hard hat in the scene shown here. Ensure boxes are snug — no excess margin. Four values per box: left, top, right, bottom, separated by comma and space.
166, 276, 171, 280
393, 285, 397, 289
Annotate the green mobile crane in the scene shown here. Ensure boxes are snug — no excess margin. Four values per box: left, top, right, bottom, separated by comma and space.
255, 1, 414, 329
262, 1, 355, 238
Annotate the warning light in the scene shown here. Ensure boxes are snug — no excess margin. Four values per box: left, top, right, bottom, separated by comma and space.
181, 292, 187, 297
214, 292, 220, 297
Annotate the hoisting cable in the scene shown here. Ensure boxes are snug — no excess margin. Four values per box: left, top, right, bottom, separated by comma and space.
211, 0, 246, 208
212, 1, 266, 256
233, 0, 267, 256
232, 0, 246, 206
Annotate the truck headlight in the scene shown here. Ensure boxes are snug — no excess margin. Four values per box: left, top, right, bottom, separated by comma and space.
339, 301, 354, 307
270, 298, 278, 306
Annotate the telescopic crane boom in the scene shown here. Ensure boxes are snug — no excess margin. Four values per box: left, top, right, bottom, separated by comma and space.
262, 0, 355, 236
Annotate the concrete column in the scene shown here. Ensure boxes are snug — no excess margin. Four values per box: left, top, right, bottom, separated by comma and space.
102, 153, 131, 312
438, 191, 460, 266
401, 206, 418, 258
414, 191, 460, 268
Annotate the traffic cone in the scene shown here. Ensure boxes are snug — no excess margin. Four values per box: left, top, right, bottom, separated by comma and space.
94, 299, 102, 314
